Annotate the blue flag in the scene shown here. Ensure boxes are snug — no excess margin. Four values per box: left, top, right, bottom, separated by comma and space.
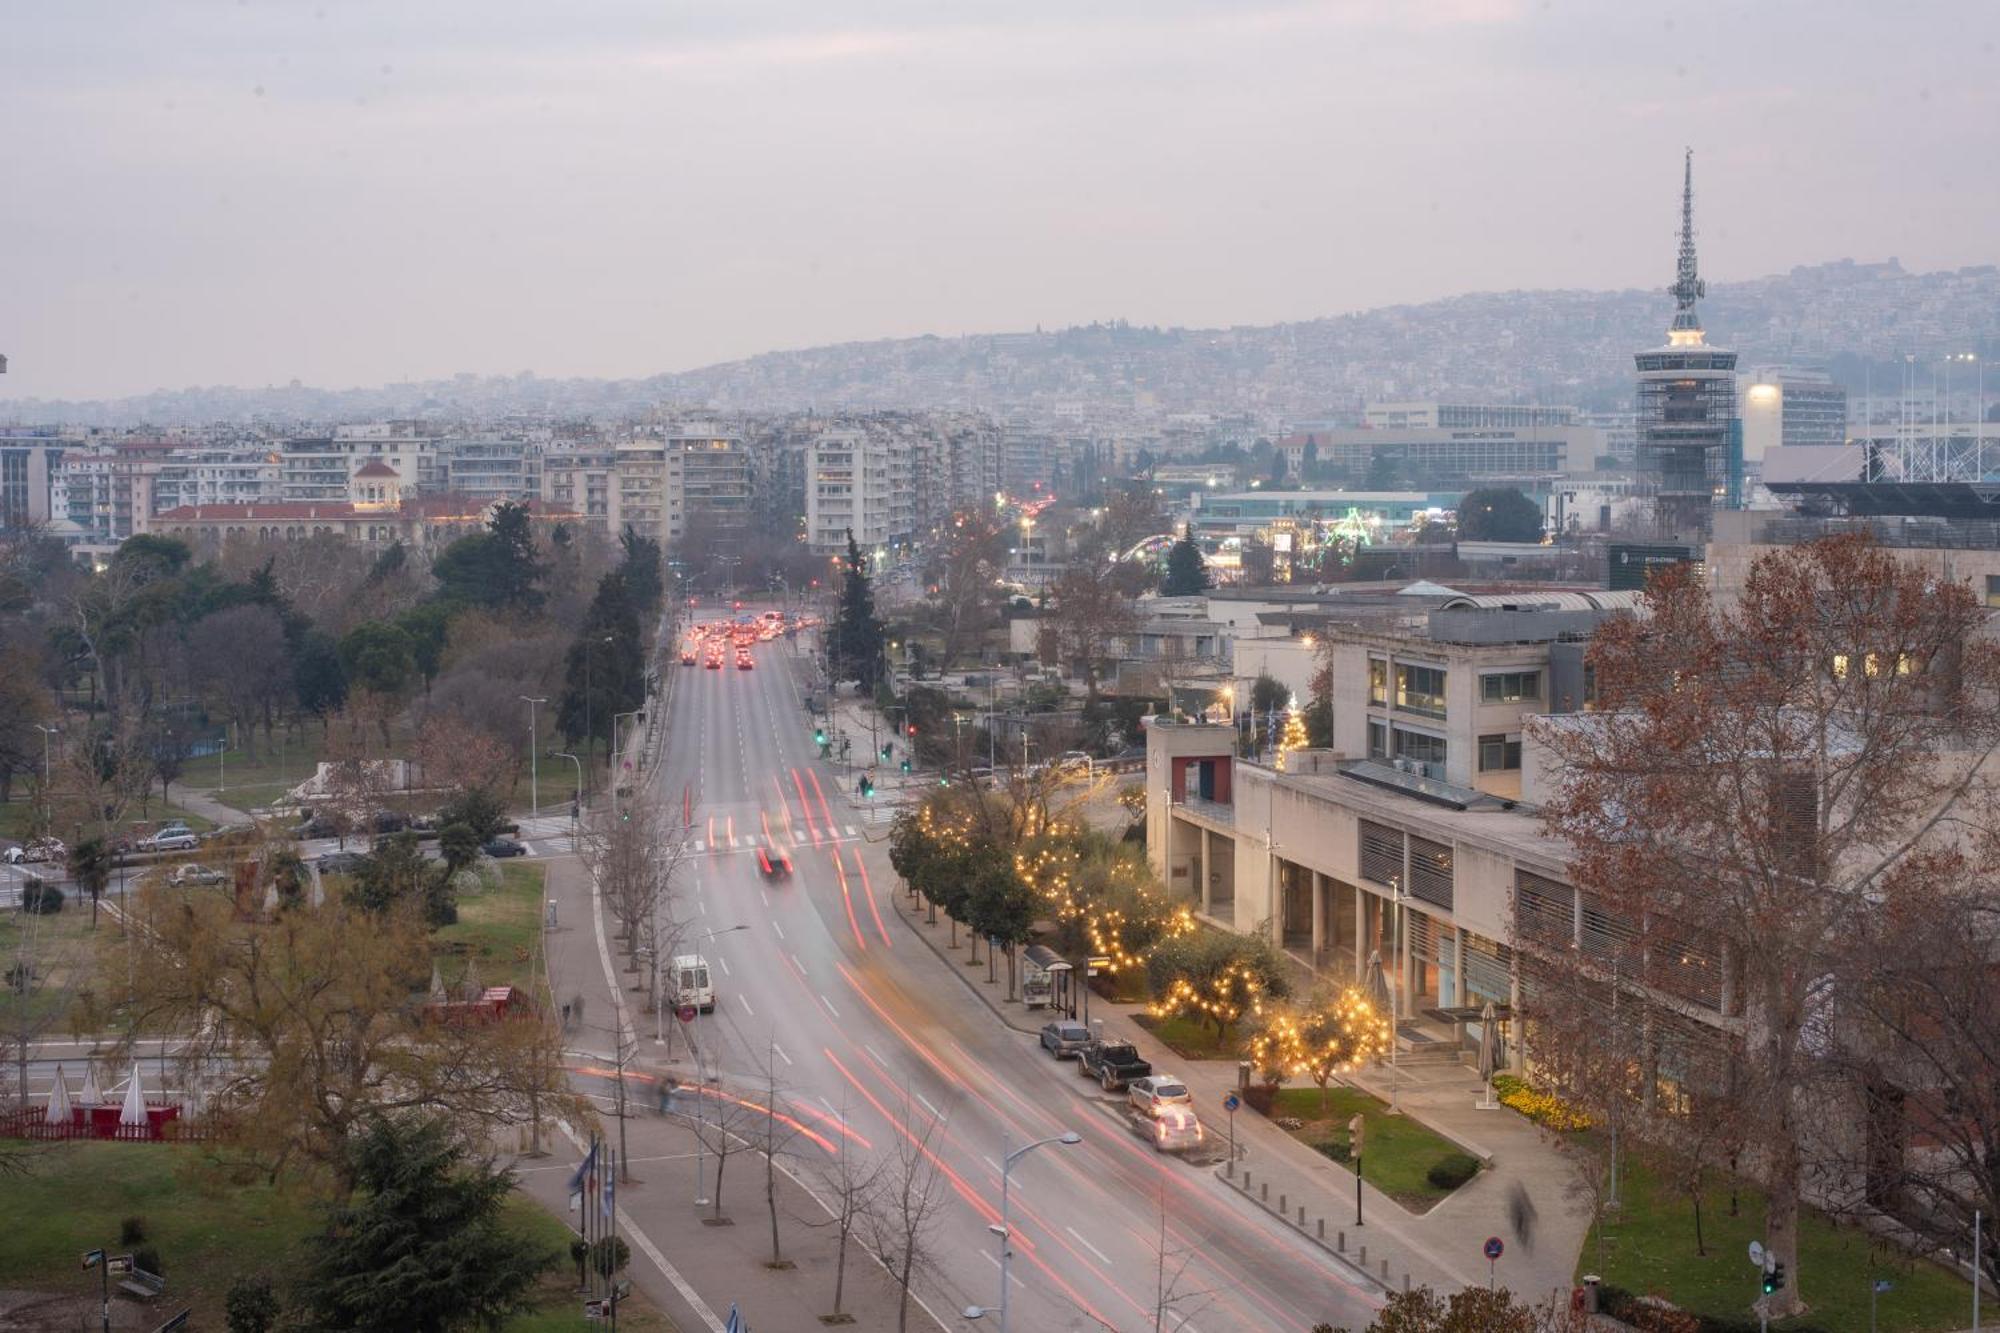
724, 1302, 744, 1333
567, 1139, 598, 1206
602, 1150, 615, 1220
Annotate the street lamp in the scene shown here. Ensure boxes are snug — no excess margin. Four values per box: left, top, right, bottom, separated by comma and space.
1388, 873, 1407, 1114
519, 697, 546, 817
611, 709, 643, 823
551, 752, 584, 845
964, 1129, 1082, 1331
33, 725, 58, 830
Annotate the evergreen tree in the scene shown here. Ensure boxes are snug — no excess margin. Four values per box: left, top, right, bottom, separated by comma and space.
293, 629, 348, 726
831, 531, 887, 690
619, 527, 665, 616
293, 1115, 553, 1333
1455, 487, 1544, 543
556, 570, 645, 753
432, 501, 546, 614
1161, 526, 1211, 596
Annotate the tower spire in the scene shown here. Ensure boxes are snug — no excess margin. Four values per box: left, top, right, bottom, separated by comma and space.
1669, 147, 1706, 336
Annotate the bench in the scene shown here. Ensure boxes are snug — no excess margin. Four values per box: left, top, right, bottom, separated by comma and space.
118, 1269, 166, 1300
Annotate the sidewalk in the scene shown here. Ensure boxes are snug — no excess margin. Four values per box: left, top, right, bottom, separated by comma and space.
894, 894, 1590, 1306
538, 855, 945, 1333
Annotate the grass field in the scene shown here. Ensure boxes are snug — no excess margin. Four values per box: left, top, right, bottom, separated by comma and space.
1266, 1085, 1476, 1212
435, 861, 549, 994
1582, 1156, 1972, 1332
0, 896, 98, 1035
1131, 1010, 1239, 1059
0, 1142, 675, 1332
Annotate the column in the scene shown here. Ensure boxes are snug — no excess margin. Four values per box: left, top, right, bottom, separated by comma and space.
1355, 883, 1368, 975
1198, 828, 1211, 919
1310, 871, 1327, 969
1508, 969, 1525, 1073
1269, 853, 1282, 949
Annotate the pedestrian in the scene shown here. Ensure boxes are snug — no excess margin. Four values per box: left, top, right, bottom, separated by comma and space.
1508, 1182, 1539, 1253
657, 1075, 678, 1115
561, 1000, 572, 1030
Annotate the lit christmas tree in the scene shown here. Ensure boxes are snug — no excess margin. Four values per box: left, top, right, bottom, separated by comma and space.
1275, 701, 1309, 771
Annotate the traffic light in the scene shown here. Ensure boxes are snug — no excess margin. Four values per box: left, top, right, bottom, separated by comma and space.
907, 724, 917, 737
900, 757, 911, 774
814, 727, 826, 746
1762, 1262, 1785, 1296
859, 776, 874, 798
880, 742, 892, 761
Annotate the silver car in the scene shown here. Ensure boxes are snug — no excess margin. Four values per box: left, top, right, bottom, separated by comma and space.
1039, 1021, 1091, 1059
1128, 1075, 1193, 1118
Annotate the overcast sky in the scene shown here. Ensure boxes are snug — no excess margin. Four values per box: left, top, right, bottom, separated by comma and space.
3, 1, 1996, 401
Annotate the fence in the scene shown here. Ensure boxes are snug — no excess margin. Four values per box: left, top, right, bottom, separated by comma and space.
0, 1105, 201, 1142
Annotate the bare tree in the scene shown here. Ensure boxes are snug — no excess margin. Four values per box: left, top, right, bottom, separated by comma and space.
1150, 1183, 1217, 1332
757, 1041, 804, 1268
865, 1100, 950, 1333
808, 1093, 881, 1325
576, 797, 685, 975
694, 1071, 759, 1225
186, 605, 293, 762
1038, 559, 1138, 703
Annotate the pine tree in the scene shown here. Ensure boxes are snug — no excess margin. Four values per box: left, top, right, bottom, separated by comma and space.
1161, 526, 1211, 596
294, 1116, 553, 1333
832, 531, 886, 690
1275, 705, 1309, 771
557, 570, 645, 752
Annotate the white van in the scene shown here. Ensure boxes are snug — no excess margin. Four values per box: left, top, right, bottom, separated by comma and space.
670, 955, 716, 1014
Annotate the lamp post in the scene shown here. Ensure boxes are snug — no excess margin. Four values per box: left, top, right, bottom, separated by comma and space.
551, 752, 583, 846
33, 725, 58, 830
583, 633, 614, 795
964, 1129, 1082, 1331
520, 696, 546, 817
1388, 873, 1406, 1114
611, 709, 642, 823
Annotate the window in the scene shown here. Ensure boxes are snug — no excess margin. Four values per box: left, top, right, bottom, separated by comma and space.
1368, 657, 1388, 705
1480, 671, 1541, 704
1395, 663, 1446, 716
1358, 820, 1404, 887
1478, 733, 1522, 772
1367, 720, 1388, 760
1407, 835, 1453, 910
1392, 727, 1446, 767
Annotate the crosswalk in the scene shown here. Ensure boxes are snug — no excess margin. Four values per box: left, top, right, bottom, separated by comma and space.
679, 824, 863, 855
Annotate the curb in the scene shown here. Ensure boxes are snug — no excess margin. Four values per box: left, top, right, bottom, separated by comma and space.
889, 892, 1042, 1036
1214, 1161, 1399, 1296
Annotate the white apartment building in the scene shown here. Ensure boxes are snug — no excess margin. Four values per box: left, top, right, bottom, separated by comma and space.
1362, 402, 1578, 431
150, 448, 282, 511
542, 446, 618, 531
443, 435, 540, 503
282, 427, 437, 506
807, 428, 903, 554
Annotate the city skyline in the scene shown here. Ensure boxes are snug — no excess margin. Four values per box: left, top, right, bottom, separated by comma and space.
4, 1, 1998, 401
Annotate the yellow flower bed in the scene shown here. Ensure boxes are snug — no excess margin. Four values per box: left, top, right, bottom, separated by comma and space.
1491, 1075, 1592, 1131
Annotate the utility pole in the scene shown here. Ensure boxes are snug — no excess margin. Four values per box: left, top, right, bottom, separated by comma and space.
521, 696, 546, 817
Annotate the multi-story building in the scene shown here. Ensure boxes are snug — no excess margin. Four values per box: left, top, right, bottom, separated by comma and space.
0, 431, 66, 529
1636, 153, 1739, 534
443, 435, 540, 503
541, 445, 618, 531
1279, 424, 1599, 487
1362, 402, 1579, 432
149, 448, 282, 512
1741, 369, 1847, 483
282, 426, 438, 506
806, 428, 897, 554
672, 428, 751, 539
613, 439, 669, 544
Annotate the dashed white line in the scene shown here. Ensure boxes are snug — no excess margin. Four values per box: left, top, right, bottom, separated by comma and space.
738, 995, 756, 1017
820, 993, 840, 1018
792, 952, 807, 974
773, 922, 786, 941
760, 890, 770, 907
1065, 1225, 1112, 1267
718, 955, 731, 977
865, 1043, 886, 1064
978, 1252, 1026, 1287
915, 1092, 943, 1122
982, 1154, 1001, 1174
772, 1043, 793, 1066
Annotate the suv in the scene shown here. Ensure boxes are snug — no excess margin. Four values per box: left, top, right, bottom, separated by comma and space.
1078, 1040, 1152, 1093
1128, 1075, 1193, 1118
1039, 1021, 1091, 1059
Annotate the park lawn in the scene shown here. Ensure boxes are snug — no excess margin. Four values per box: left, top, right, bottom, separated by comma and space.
1582, 1157, 1971, 1333
1269, 1085, 1476, 1213
436, 861, 549, 994
1131, 1010, 1239, 1059
0, 797, 40, 843
0, 898, 98, 1034
0, 1142, 674, 1332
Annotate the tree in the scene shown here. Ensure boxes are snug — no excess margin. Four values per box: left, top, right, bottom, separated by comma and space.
338, 620, 416, 744
1161, 526, 1210, 597
1274, 705, 1309, 771
1531, 536, 2000, 1318
1250, 987, 1393, 1112
1362, 449, 1406, 491
964, 844, 1038, 1001
617, 527, 664, 616
223, 1274, 280, 1333
1040, 560, 1139, 702
556, 572, 644, 760
923, 511, 1006, 667
832, 531, 887, 691
293, 1114, 553, 1333
865, 1102, 950, 1333
1456, 488, 1544, 543
396, 602, 454, 696
810, 1094, 880, 1324
414, 713, 514, 805
432, 500, 546, 615
113, 885, 576, 1190
187, 605, 292, 762
67, 836, 114, 929
437, 787, 508, 844
293, 629, 348, 731
349, 832, 456, 927
1146, 929, 1291, 1043
1325, 1284, 1590, 1333
438, 822, 482, 875
757, 1043, 804, 1267
0, 649, 55, 806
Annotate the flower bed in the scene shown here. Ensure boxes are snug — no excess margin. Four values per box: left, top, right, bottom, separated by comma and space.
1490, 1073, 1592, 1131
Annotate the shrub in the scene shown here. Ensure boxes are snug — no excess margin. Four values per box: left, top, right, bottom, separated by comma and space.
1491, 1074, 1591, 1131
1425, 1152, 1481, 1190
21, 879, 63, 914
1242, 1083, 1278, 1116
119, 1216, 148, 1245
1313, 1138, 1351, 1164
590, 1235, 630, 1278
225, 1274, 280, 1333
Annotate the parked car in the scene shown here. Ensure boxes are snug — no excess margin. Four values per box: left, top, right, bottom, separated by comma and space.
370, 810, 408, 834
137, 829, 200, 854
756, 845, 792, 880
168, 863, 226, 887
1128, 1075, 1193, 1118
1039, 1021, 1092, 1059
2, 837, 65, 866
1145, 1104, 1205, 1154
481, 837, 526, 858
1078, 1040, 1152, 1092
315, 850, 368, 876
293, 815, 343, 840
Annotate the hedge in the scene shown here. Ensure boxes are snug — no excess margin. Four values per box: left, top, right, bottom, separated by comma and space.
1425, 1152, 1481, 1190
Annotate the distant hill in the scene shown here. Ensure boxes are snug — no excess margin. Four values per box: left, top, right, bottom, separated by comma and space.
7, 258, 1995, 427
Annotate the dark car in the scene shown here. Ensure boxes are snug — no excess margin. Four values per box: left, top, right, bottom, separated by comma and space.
370, 810, 409, 834
1078, 1040, 1153, 1092
482, 837, 526, 858
756, 845, 792, 880
1039, 1021, 1091, 1059
294, 815, 343, 840
315, 850, 368, 876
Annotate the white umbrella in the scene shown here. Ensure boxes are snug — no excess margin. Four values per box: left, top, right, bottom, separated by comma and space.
119, 1063, 150, 1128
79, 1064, 104, 1106
429, 960, 447, 1000
1476, 1000, 1501, 1110
45, 1063, 73, 1124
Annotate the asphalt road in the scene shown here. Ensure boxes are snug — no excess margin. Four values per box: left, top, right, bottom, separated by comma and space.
582, 612, 1380, 1333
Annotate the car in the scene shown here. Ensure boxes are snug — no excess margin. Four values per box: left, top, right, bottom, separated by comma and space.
370, 810, 409, 834
137, 829, 200, 854
1039, 1021, 1092, 1059
1128, 1075, 1193, 1118
482, 837, 527, 858
293, 815, 343, 840
168, 863, 227, 887
1078, 1039, 1152, 1092
705, 656, 723, 670
2, 837, 66, 866
315, 850, 368, 876
736, 655, 753, 670
681, 650, 698, 666
756, 845, 792, 879
1147, 1104, 1205, 1154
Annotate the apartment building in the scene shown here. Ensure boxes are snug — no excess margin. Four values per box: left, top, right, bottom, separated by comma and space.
150, 448, 282, 511
541, 446, 618, 530
1361, 402, 1579, 431
673, 428, 751, 539
0, 434, 65, 529
443, 435, 540, 503
807, 428, 902, 554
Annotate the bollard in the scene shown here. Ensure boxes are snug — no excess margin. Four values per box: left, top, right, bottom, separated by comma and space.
1359, 1245, 1367, 1266
1260, 1182, 1269, 1202
1278, 1192, 1286, 1214
1380, 1259, 1389, 1281
1298, 1205, 1306, 1228
1403, 1273, 1411, 1293
1338, 1229, 1346, 1252
1317, 1219, 1325, 1241
1242, 1170, 1252, 1191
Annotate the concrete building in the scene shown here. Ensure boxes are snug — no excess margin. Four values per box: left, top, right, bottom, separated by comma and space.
807, 428, 902, 555
1279, 424, 1598, 488
150, 448, 282, 512
541, 445, 618, 531
1362, 403, 1579, 431
443, 435, 540, 503
0, 434, 65, 529
1741, 368, 1847, 462
672, 428, 752, 539
151, 495, 574, 553
1635, 153, 1739, 534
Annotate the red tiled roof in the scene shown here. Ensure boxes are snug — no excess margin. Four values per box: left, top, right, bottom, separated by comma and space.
154, 502, 365, 522
353, 460, 400, 478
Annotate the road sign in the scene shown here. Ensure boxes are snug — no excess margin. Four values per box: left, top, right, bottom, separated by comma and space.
1873, 1279, 1894, 1293
1748, 1240, 1765, 1269
1223, 1093, 1241, 1113
677, 1004, 697, 1023
1484, 1236, 1505, 1261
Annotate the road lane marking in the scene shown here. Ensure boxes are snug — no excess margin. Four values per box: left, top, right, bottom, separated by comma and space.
915, 1092, 943, 1122
718, 955, 731, 977
792, 952, 807, 974
738, 995, 756, 1017
772, 1043, 793, 1066
845, 824, 857, 836
978, 1252, 1026, 1287
865, 1043, 886, 1064
819, 993, 840, 1018
1065, 1226, 1112, 1266
759, 889, 770, 907
773, 922, 785, 940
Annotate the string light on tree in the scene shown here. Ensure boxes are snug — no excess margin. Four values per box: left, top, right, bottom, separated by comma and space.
1275, 698, 1309, 771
